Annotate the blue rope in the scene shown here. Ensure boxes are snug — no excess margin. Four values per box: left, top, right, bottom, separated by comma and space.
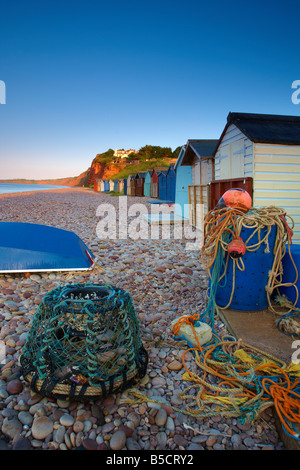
277, 312, 300, 337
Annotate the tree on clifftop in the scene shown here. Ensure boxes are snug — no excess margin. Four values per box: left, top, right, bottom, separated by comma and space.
136, 145, 172, 161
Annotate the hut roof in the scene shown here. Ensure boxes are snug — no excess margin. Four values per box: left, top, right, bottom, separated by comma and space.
213, 112, 300, 156
181, 140, 218, 166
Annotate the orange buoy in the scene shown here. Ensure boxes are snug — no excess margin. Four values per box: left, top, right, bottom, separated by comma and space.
227, 237, 246, 258
216, 188, 252, 213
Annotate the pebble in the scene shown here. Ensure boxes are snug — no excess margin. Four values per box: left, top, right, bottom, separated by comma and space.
126, 437, 142, 450
83, 438, 98, 450
155, 408, 168, 427
110, 430, 126, 450
2, 418, 23, 439
18, 411, 33, 426
59, 414, 74, 427
13, 437, 32, 450
31, 416, 54, 440
6, 379, 23, 395
0, 189, 286, 452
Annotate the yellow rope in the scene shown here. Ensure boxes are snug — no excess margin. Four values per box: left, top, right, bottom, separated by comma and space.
201, 205, 298, 314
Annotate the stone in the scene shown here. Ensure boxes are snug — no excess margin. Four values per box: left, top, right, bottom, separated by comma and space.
167, 360, 182, 371
73, 421, 85, 433
56, 398, 70, 408
13, 437, 32, 450
0, 439, 10, 450
173, 434, 188, 448
231, 433, 242, 449
126, 437, 141, 450
2, 418, 23, 440
53, 426, 66, 444
110, 430, 126, 450
127, 411, 140, 428
155, 408, 168, 427
156, 431, 167, 449
83, 438, 98, 450
206, 435, 217, 447
18, 411, 33, 426
6, 379, 23, 395
31, 416, 54, 440
59, 413, 74, 427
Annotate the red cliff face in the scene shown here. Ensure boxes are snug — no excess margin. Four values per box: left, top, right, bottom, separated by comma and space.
87, 160, 128, 187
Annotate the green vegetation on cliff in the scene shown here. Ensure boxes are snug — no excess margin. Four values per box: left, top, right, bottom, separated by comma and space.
112, 160, 171, 179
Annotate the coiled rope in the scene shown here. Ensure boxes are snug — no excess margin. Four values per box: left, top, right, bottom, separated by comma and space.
170, 205, 300, 440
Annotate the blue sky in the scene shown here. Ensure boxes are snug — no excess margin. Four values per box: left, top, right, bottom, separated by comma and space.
0, 0, 299, 179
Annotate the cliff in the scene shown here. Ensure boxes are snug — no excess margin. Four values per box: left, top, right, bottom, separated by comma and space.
1, 146, 182, 189
0, 169, 90, 187
87, 158, 129, 187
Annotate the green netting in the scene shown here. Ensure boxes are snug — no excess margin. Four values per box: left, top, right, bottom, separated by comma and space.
20, 283, 148, 401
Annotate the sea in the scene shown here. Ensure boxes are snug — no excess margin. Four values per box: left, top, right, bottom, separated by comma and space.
0, 183, 69, 195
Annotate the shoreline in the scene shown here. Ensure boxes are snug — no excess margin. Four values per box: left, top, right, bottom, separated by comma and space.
0, 186, 92, 201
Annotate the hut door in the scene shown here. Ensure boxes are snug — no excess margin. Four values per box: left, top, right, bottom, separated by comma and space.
230, 139, 245, 178
200, 160, 209, 185
219, 145, 230, 179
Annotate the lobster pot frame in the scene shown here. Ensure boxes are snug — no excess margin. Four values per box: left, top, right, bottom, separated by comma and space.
20, 283, 148, 401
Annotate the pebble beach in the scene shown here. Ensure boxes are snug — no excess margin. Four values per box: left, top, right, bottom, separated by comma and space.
0, 187, 285, 451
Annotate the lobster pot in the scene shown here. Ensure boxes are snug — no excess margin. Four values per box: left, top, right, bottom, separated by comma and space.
279, 245, 300, 308
20, 283, 148, 401
212, 224, 278, 311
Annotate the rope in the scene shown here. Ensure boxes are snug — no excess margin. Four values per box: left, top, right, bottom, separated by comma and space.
20, 283, 148, 400
170, 205, 300, 440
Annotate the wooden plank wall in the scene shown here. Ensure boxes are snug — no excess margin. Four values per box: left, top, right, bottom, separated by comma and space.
188, 185, 208, 230
214, 124, 254, 180
253, 143, 300, 243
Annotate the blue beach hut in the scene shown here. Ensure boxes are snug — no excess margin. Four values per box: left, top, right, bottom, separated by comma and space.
166, 164, 176, 202
123, 178, 127, 195
113, 179, 118, 192
158, 171, 167, 200
174, 145, 192, 218
144, 171, 152, 198
104, 180, 110, 192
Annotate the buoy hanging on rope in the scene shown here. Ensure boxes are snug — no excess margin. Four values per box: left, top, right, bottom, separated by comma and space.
227, 236, 246, 259
215, 188, 252, 213
170, 315, 212, 348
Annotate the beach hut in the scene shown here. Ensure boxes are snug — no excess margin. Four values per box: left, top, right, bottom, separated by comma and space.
180, 139, 218, 227
144, 171, 152, 198
213, 111, 300, 243
166, 164, 176, 202
127, 175, 136, 196
123, 178, 128, 196
135, 172, 146, 197
158, 171, 168, 200
109, 180, 114, 191
104, 180, 110, 192
113, 179, 119, 192
130, 175, 137, 196
97, 179, 105, 192
150, 167, 167, 198
94, 179, 101, 192
126, 175, 134, 196
118, 179, 124, 193
174, 146, 191, 219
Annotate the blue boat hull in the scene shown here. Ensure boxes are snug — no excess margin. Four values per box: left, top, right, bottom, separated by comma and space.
0, 222, 95, 273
